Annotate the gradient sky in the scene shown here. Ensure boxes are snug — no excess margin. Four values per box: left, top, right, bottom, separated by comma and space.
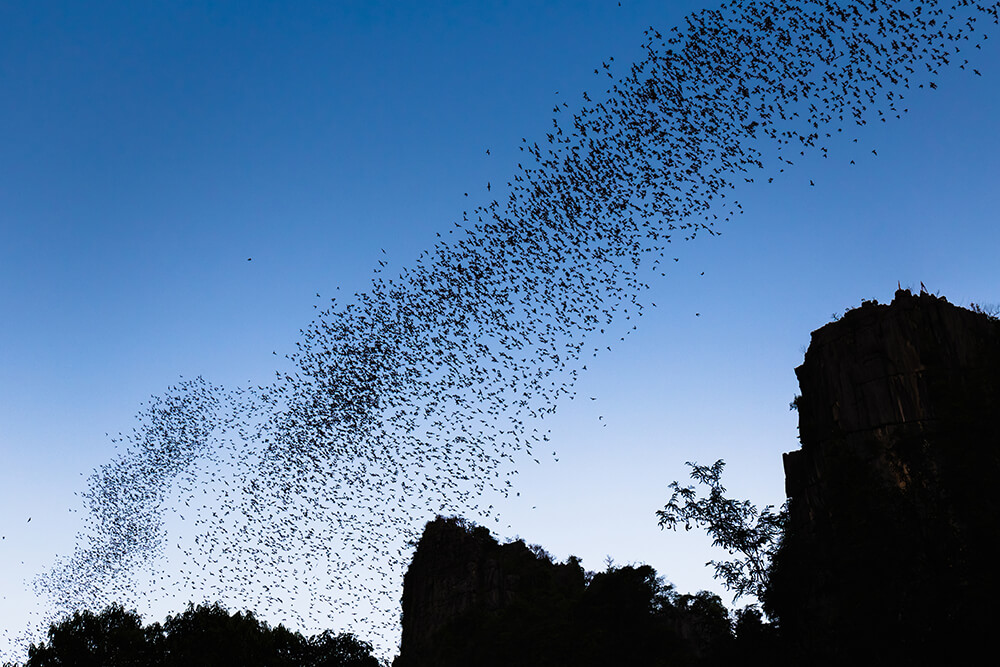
2, 0, 998, 659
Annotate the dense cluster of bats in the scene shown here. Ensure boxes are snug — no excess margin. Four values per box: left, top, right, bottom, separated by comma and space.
20, 0, 996, 658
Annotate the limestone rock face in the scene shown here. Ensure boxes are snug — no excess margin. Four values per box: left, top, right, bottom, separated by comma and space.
769, 290, 1000, 662
393, 516, 584, 667
393, 517, 736, 666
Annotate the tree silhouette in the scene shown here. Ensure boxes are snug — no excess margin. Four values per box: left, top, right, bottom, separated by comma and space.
159, 602, 299, 667
24, 605, 159, 667
657, 460, 786, 602
298, 630, 380, 667
18, 603, 379, 667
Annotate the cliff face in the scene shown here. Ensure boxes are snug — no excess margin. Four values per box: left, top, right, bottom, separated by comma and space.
394, 517, 586, 667
769, 290, 1000, 662
394, 517, 737, 667
396, 517, 514, 654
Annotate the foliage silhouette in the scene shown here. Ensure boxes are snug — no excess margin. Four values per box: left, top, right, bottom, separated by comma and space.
657, 460, 786, 602
299, 630, 381, 667
16, 603, 379, 667
24, 605, 159, 667
159, 602, 301, 667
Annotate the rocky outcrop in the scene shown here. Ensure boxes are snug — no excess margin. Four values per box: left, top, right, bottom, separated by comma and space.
768, 289, 1000, 663
394, 517, 738, 667
394, 516, 585, 666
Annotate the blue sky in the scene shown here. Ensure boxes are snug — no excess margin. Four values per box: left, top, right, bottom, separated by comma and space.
2, 0, 999, 659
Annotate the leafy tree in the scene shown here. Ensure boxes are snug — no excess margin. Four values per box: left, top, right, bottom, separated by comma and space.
25, 605, 160, 667
673, 591, 733, 642
299, 630, 380, 667
579, 565, 690, 667
160, 602, 299, 667
20, 602, 380, 667
657, 460, 786, 602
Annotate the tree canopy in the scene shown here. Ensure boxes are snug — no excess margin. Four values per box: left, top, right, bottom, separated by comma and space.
14, 603, 379, 667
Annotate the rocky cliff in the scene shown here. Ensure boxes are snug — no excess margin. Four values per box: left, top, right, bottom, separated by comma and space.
393, 516, 585, 666
768, 289, 1000, 663
393, 517, 738, 667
